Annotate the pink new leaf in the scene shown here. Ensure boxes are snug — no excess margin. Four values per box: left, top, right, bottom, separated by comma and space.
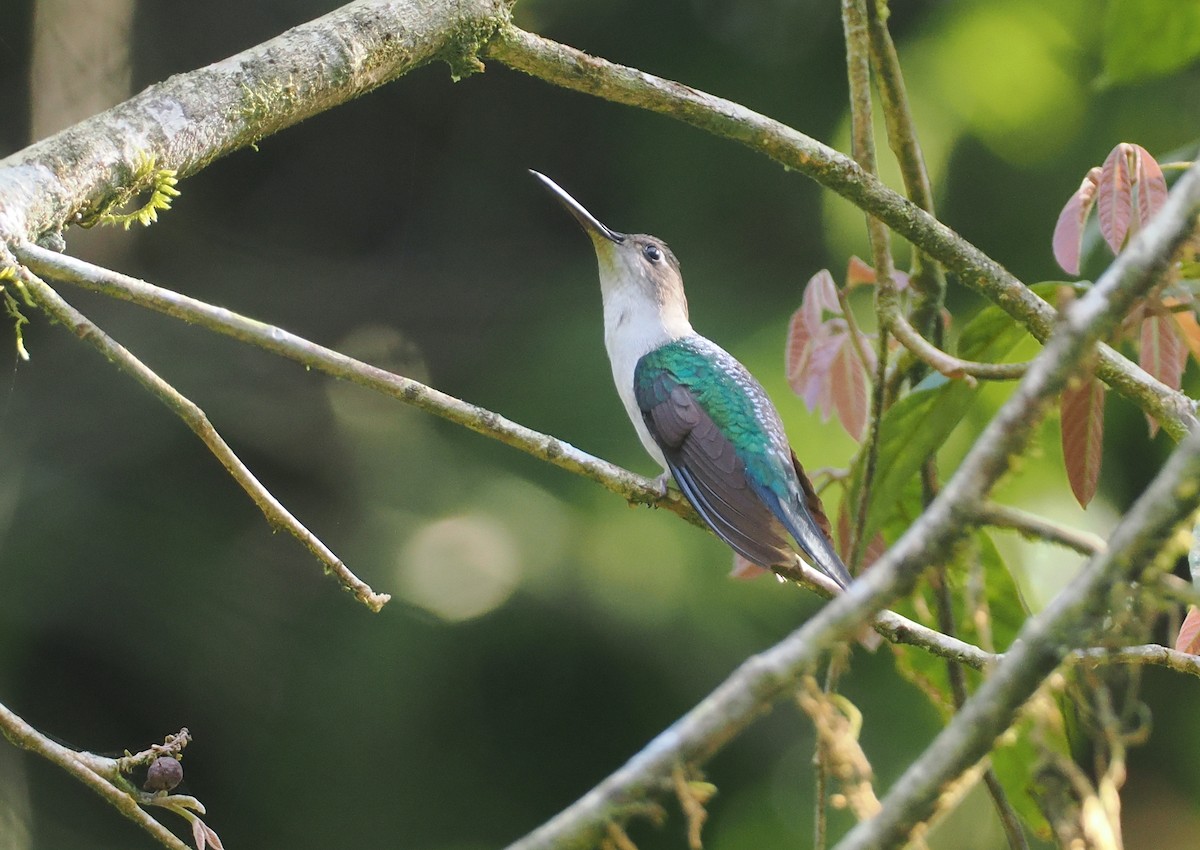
846, 256, 876, 288
1175, 607, 1200, 655
829, 334, 870, 440
1053, 167, 1101, 275
845, 255, 909, 290
1171, 307, 1200, 364
1134, 144, 1168, 228
1097, 144, 1135, 254
1061, 375, 1106, 507
191, 818, 208, 850
1139, 309, 1186, 436
800, 329, 846, 419
802, 268, 842, 328
785, 306, 812, 393
786, 269, 841, 393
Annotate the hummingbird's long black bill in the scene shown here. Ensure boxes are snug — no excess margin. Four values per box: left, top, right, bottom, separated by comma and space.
530, 170, 624, 244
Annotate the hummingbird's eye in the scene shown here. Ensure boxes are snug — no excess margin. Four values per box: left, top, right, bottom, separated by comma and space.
643, 244, 663, 263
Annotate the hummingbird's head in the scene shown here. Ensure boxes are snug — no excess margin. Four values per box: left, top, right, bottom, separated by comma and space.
531, 170, 691, 331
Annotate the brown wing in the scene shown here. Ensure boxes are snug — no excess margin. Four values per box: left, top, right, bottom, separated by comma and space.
643, 381, 796, 568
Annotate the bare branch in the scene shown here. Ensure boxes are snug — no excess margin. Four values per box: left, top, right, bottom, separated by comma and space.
843, 6, 1025, 845
0, 699, 191, 850
887, 314, 1029, 384
865, 0, 947, 324
15, 264, 390, 611
1071, 644, 1200, 677
974, 502, 1107, 556
484, 25, 1199, 440
13, 241, 693, 522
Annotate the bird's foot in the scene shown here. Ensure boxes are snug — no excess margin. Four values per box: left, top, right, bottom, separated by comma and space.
649, 471, 672, 499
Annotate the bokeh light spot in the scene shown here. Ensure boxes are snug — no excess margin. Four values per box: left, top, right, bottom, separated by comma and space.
396, 514, 521, 622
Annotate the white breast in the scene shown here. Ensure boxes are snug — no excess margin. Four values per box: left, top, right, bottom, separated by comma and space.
601, 285, 693, 472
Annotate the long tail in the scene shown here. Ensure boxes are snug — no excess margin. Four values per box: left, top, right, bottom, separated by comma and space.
786, 450, 853, 588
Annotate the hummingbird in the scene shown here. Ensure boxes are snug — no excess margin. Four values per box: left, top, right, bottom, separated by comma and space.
532, 170, 853, 589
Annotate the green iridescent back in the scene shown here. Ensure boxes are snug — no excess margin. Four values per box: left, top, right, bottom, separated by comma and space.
633, 336, 793, 497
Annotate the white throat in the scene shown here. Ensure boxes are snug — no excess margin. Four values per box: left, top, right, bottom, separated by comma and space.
599, 271, 693, 470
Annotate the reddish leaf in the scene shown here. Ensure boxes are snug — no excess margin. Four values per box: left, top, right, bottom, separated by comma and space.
1171, 308, 1200, 364
1140, 310, 1186, 390
836, 498, 853, 564
845, 255, 909, 291
204, 824, 226, 850
1061, 375, 1106, 507
1097, 144, 1135, 254
192, 818, 208, 850
1134, 144, 1168, 227
786, 269, 841, 393
1053, 167, 1101, 275
1139, 310, 1186, 436
803, 268, 842, 328
860, 532, 887, 569
846, 255, 876, 287
1176, 607, 1200, 655
785, 306, 813, 393
730, 553, 768, 580
834, 497, 885, 570
829, 334, 870, 440
800, 329, 846, 418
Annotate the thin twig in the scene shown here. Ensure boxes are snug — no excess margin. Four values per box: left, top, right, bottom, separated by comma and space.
14, 241, 697, 523
981, 772, 1030, 850
842, 0, 891, 576
485, 25, 1199, 440
888, 313, 1029, 384
974, 502, 1107, 557
15, 265, 390, 612
1071, 644, 1200, 676
932, 561, 1029, 850
843, 7, 1025, 844
0, 700, 191, 850
865, 0, 947, 333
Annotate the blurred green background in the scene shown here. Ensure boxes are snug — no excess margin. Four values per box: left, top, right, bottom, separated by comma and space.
1, 1, 1199, 848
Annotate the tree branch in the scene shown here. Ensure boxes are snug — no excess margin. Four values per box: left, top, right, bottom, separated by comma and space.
974, 502, 1106, 557
1071, 644, 1200, 677
843, 6, 1025, 846
886, 314, 1029, 384
16, 240, 998, 671
14, 264, 390, 610
832, 160, 1200, 850
0, 700, 192, 850
12, 241, 693, 522
484, 25, 1199, 440
865, 0, 947, 330
0, 0, 511, 246
501, 158, 1200, 850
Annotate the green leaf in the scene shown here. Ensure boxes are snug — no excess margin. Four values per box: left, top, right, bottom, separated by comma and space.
1103, 0, 1200, 85
890, 532, 1051, 837
846, 284, 1073, 550
889, 533, 1029, 713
